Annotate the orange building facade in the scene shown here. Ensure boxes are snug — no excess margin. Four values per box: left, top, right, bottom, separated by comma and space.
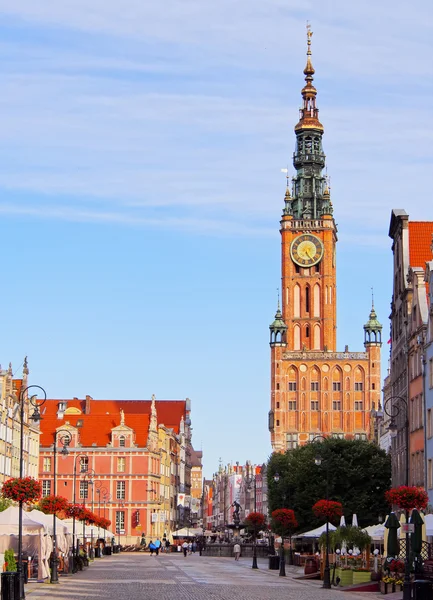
269, 31, 382, 452
38, 394, 193, 543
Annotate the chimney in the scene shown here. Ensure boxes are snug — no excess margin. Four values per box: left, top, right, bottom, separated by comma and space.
57, 400, 67, 419
85, 395, 92, 414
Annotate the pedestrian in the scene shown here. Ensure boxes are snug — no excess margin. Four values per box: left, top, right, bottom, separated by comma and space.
154, 538, 161, 556
182, 541, 188, 557
149, 541, 156, 556
188, 541, 192, 554
165, 539, 171, 553
140, 533, 146, 548
233, 542, 241, 561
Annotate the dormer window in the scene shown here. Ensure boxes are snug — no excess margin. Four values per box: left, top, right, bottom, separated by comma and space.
119, 435, 126, 447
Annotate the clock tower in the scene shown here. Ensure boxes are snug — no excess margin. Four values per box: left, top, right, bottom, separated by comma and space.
269, 28, 382, 451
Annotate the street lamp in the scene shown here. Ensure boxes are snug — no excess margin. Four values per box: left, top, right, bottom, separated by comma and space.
17, 385, 46, 600
72, 454, 89, 572
384, 395, 411, 600
245, 465, 258, 569
312, 435, 331, 590
273, 472, 286, 577
82, 470, 95, 559
50, 429, 72, 584
102, 492, 111, 543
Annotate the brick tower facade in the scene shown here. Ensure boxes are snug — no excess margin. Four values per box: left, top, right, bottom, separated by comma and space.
269, 29, 382, 451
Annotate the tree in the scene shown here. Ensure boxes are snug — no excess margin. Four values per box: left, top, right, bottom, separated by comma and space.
0, 497, 12, 512
267, 438, 391, 531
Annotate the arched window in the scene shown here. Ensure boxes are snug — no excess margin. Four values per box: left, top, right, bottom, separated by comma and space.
305, 286, 310, 313
119, 436, 126, 447
313, 324, 320, 349
294, 324, 301, 349
313, 284, 320, 317
294, 285, 301, 318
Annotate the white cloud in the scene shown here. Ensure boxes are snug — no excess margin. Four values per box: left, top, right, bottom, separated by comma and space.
0, 1, 433, 236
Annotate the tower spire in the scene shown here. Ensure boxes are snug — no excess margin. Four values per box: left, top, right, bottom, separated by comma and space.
295, 23, 323, 133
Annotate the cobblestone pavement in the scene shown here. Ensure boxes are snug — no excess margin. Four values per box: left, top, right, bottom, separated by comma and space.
25, 553, 389, 600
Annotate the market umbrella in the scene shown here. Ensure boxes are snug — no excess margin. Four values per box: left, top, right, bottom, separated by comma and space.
399, 512, 406, 539
384, 512, 400, 558
352, 514, 360, 555
409, 509, 424, 555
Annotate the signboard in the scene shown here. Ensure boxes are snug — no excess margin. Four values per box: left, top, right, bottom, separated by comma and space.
151, 513, 158, 523
401, 523, 414, 533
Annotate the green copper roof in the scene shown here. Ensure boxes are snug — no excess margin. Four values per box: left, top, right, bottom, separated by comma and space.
364, 305, 382, 331
270, 308, 287, 331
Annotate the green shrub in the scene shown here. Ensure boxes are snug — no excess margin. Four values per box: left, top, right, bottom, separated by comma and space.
4, 549, 17, 571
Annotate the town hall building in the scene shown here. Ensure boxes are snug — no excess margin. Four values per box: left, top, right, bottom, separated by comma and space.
269, 30, 382, 451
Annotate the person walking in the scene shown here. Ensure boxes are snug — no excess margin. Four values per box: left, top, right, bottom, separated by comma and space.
154, 538, 161, 556
182, 541, 188, 557
233, 542, 241, 561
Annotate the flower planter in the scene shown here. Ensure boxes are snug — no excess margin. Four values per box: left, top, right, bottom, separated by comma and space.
380, 581, 403, 594
337, 569, 353, 586
352, 571, 371, 584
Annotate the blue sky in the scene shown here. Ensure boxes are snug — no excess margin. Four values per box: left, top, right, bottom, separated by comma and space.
1, 1, 433, 479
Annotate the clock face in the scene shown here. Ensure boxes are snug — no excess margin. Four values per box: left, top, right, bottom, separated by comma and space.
290, 234, 324, 267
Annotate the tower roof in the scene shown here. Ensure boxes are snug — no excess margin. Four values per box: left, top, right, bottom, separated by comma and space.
270, 306, 287, 331
295, 24, 323, 133
364, 304, 382, 332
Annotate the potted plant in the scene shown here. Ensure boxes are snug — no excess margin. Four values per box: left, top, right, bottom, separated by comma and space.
2, 477, 42, 504
4, 549, 17, 572
385, 486, 428, 511
352, 566, 371, 584
337, 565, 353, 586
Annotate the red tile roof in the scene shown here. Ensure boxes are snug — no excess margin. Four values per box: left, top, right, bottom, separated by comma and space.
408, 222, 433, 268
39, 398, 186, 448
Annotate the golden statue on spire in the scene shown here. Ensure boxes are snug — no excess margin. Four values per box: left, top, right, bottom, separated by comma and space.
306, 21, 313, 54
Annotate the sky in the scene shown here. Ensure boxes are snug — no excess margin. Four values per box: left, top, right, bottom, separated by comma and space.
1, 1, 433, 479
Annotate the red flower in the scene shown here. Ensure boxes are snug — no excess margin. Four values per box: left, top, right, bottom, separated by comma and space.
312, 499, 343, 522
38, 495, 69, 515
385, 486, 428, 511
271, 509, 298, 536
2, 478, 42, 503
244, 512, 267, 531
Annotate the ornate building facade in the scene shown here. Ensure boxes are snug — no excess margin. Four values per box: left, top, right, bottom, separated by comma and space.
38, 394, 194, 543
388, 211, 433, 488
0, 359, 40, 482
269, 31, 382, 451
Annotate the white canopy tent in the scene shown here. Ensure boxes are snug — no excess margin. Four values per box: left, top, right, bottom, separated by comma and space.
293, 523, 337, 538
0, 507, 46, 579
171, 527, 199, 537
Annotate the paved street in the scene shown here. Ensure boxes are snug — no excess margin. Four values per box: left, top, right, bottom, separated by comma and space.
25, 553, 395, 600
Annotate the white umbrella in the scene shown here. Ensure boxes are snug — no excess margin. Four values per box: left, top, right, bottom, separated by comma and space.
340, 515, 346, 527
352, 514, 360, 555
340, 515, 347, 556
39, 532, 48, 579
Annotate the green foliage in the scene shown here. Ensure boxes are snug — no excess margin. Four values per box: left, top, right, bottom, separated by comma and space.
267, 438, 391, 531
4, 549, 17, 571
319, 526, 371, 551
0, 497, 12, 512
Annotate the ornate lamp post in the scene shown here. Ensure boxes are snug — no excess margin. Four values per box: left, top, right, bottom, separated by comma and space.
312, 435, 331, 590
17, 385, 46, 600
72, 454, 89, 572
82, 470, 95, 559
385, 395, 411, 600
102, 492, 112, 543
273, 472, 286, 576
50, 429, 72, 583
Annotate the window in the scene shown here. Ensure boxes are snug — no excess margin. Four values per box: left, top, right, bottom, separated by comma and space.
119, 436, 126, 447
43, 457, 52, 472
311, 401, 319, 411
286, 433, 298, 449
115, 511, 125, 533
354, 433, 367, 441
315, 264, 320, 273
306, 287, 310, 312
276, 383, 280, 390
354, 401, 363, 411
306, 326, 310, 338
430, 358, 433, 389
428, 459, 433, 490
80, 457, 88, 473
42, 480, 51, 497
372, 383, 375, 390
288, 382, 297, 391
428, 410, 433, 439
276, 420, 280, 427
332, 401, 341, 411
332, 382, 341, 391
79, 481, 89, 500
332, 433, 344, 439
116, 481, 126, 500
288, 401, 297, 411
118, 457, 126, 472
355, 382, 363, 391
311, 382, 319, 391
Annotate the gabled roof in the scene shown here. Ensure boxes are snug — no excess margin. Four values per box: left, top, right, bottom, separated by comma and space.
39, 398, 186, 448
408, 222, 433, 269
